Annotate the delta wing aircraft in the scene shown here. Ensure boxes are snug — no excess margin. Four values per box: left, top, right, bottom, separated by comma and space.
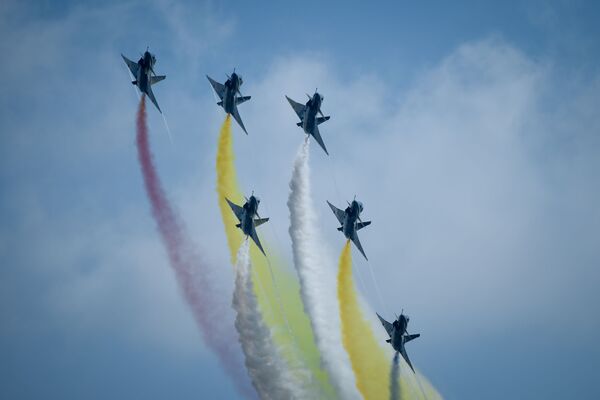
226, 193, 269, 255
207, 70, 251, 134
377, 312, 420, 373
327, 197, 371, 260
286, 90, 331, 155
122, 48, 166, 113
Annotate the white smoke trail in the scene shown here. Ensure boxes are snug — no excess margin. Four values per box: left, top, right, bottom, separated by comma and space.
287, 139, 362, 400
161, 112, 174, 145
366, 260, 390, 317
232, 240, 305, 400
390, 352, 401, 400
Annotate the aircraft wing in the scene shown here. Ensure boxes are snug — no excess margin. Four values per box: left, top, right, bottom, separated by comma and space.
376, 313, 393, 337
231, 105, 248, 134
226, 198, 244, 222
145, 87, 162, 114
350, 231, 368, 260
254, 218, 269, 227
286, 96, 306, 120
207, 75, 226, 100
311, 125, 329, 155
356, 221, 371, 230
150, 75, 166, 85
249, 224, 266, 256
405, 333, 420, 343
327, 201, 345, 224
400, 347, 416, 373
122, 55, 139, 77
235, 96, 251, 105
316, 116, 330, 125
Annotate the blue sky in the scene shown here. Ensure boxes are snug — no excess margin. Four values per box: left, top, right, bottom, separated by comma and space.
1, 1, 599, 399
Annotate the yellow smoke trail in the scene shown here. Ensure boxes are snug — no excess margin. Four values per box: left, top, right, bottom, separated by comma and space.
216, 116, 244, 260
338, 240, 391, 399
215, 115, 335, 397
338, 240, 443, 400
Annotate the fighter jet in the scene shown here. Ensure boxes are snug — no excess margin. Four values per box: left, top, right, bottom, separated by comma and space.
377, 312, 420, 373
122, 48, 166, 113
207, 70, 251, 134
327, 197, 371, 260
226, 193, 269, 255
286, 90, 331, 155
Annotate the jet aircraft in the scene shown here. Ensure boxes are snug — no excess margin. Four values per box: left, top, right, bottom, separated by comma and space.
207, 70, 251, 134
226, 193, 269, 255
286, 91, 331, 155
377, 312, 420, 373
327, 197, 371, 260
122, 48, 166, 113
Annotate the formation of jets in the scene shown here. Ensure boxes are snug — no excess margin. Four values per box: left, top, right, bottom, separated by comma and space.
124, 49, 423, 374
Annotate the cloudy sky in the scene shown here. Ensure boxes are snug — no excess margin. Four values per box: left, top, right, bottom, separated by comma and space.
1, 0, 599, 399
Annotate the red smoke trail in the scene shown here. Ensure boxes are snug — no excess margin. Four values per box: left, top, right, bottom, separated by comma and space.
135, 96, 255, 398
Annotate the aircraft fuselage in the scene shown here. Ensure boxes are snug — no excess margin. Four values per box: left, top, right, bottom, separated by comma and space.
341, 201, 363, 239
301, 94, 322, 135
135, 53, 155, 94
342, 212, 357, 239
222, 85, 236, 114
239, 196, 259, 236
302, 104, 318, 135
240, 212, 253, 237
222, 74, 241, 114
136, 68, 151, 93
390, 317, 408, 352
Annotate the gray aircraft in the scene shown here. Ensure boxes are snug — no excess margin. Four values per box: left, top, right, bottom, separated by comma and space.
327, 198, 371, 260
226, 193, 269, 255
377, 312, 420, 373
286, 91, 331, 155
207, 70, 251, 134
122, 48, 166, 113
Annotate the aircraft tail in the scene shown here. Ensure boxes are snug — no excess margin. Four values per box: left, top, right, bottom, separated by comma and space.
254, 218, 269, 227
356, 221, 371, 230
316, 116, 330, 125
150, 75, 166, 85
236, 96, 251, 105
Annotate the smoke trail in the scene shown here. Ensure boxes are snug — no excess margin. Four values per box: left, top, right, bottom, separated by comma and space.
407, 370, 443, 400
287, 139, 362, 400
337, 240, 390, 399
336, 239, 443, 400
215, 116, 335, 398
135, 97, 255, 398
390, 353, 400, 400
233, 241, 304, 399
